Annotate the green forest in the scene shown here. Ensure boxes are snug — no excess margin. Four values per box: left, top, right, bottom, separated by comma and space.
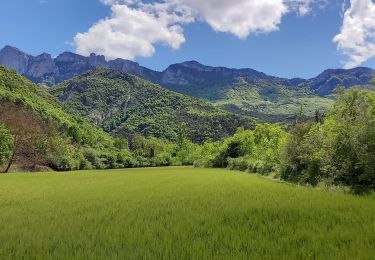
1, 65, 375, 193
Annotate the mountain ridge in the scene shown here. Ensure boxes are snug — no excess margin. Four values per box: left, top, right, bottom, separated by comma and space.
1, 45, 373, 97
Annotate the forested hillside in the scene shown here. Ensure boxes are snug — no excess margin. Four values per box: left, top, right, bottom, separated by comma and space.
0, 66, 198, 171
50, 68, 255, 143
0, 66, 253, 172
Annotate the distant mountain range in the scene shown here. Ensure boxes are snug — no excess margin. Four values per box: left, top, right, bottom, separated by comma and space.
1, 45, 373, 96
1, 45, 373, 122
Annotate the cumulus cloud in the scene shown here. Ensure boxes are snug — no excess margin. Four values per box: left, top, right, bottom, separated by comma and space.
75, 0, 322, 60
174, 0, 287, 39
334, 0, 375, 68
75, 2, 193, 60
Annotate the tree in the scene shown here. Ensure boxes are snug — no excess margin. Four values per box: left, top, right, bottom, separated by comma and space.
114, 136, 129, 150
282, 88, 375, 191
323, 88, 375, 191
281, 122, 313, 182
0, 102, 47, 172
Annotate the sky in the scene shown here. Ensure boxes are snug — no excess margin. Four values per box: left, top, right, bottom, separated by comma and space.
0, 0, 374, 79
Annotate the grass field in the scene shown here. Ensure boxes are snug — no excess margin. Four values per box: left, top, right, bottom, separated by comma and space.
0, 167, 374, 259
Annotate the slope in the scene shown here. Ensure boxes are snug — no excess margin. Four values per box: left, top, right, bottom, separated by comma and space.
0, 65, 116, 171
159, 61, 336, 122
49, 68, 255, 143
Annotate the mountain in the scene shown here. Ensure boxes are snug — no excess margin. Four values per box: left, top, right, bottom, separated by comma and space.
1, 45, 373, 123
0, 45, 158, 86
156, 61, 336, 122
154, 61, 372, 122
49, 68, 254, 143
1, 46, 372, 95
305, 67, 375, 96
158, 61, 374, 96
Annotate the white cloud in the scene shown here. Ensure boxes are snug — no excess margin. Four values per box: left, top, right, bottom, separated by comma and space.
334, 0, 375, 68
174, 0, 287, 39
75, 0, 323, 60
75, 3, 192, 60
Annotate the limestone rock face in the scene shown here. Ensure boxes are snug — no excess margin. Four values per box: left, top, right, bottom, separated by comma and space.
88, 53, 107, 67
54, 52, 94, 83
108, 59, 140, 74
0, 45, 31, 74
0, 46, 161, 86
28, 53, 59, 79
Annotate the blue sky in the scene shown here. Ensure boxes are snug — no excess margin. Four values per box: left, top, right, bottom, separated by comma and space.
0, 0, 374, 79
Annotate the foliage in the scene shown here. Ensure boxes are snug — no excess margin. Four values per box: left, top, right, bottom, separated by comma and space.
281, 88, 375, 192
0, 66, 113, 148
195, 124, 287, 174
0, 66, 197, 171
193, 86, 375, 192
167, 75, 335, 124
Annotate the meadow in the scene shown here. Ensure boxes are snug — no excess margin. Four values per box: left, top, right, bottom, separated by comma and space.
0, 167, 374, 259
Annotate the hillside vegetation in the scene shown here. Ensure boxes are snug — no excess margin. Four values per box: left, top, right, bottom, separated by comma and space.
0, 66, 198, 171
0, 66, 255, 172
194, 85, 375, 193
0, 167, 374, 259
50, 68, 254, 143
0, 66, 124, 171
155, 61, 362, 123
212, 78, 334, 123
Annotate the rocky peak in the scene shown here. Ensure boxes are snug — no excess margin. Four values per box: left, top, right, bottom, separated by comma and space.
1, 45, 22, 53
55, 52, 86, 63
88, 53, 107, 67
180, 60, 205, 69
0, 45, 32, 74
34, 52, 52, 60
108, 58, 140, 72
28, 52, 58, 79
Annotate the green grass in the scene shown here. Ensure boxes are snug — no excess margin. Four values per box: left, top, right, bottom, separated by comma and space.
0, 167, 374, 259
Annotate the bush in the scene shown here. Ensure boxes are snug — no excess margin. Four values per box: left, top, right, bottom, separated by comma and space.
227, 157, 250, 172
228, 156, 277, 175
46, 136, 80, 171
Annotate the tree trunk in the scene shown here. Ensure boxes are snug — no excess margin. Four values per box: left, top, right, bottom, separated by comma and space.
2, 137, 16, 174
3, 149, 15, 173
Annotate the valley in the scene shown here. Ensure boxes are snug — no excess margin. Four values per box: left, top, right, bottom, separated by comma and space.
1, 1, 375, 258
